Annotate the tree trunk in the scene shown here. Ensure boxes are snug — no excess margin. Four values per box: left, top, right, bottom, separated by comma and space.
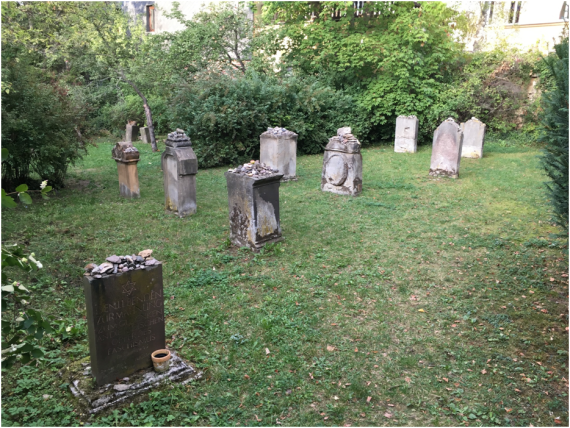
119, 71, 158, 152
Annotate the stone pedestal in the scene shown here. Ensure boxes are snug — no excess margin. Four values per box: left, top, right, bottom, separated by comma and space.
225, 171, 284, 251
161, 129, 197, 217
429, 118, 463, 179
394, 115, 419, 153
461, 117, 486, 159
260, 127, 298, 180
125, 124, 139, 143
112, 142, 140, 199
321, 128, 362, 196
140, 127, 151, 144
82, 263, 165, 386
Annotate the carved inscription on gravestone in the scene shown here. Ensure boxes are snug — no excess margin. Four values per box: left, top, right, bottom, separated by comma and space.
83, 265, 165, 385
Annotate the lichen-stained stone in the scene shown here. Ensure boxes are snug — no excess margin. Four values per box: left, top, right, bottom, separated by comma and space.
260, 127, 298, 180
161, 129, 197, 217
321, 127, 362, 196
394, 115, 419, 153
461, 117, 486, 159
82, 264, 165, 386
112, 141, 140, 198
429, 118, 463, 179
125, 124, 139, 143
225, 171, 284, 251
140, 126, 151, 144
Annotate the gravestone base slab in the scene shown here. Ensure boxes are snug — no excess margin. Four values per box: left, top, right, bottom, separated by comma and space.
66, 351, 202, 415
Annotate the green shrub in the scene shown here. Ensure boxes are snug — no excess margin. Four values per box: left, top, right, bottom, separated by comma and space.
1, 52, 87, 189
169, 71, 360, 168
538, 38, 568, 235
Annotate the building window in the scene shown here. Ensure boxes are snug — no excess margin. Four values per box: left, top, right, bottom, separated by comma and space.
482, 2, 494, 25
147, 5, 155, 32
561, 1, 569, 20
508, 1, 522, 24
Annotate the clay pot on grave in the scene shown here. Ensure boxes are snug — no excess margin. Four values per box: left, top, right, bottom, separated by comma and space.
151, 349, 171, 373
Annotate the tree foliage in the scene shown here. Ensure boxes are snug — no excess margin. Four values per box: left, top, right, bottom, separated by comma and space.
538, 38, 569, 235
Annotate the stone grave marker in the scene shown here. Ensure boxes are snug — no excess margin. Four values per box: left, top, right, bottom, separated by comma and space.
429, 118, 463, 179
140, 126, 151, 144
82, 252, 165, 386
260, 127, 298, 181
225, 161, 283, 251
461, 117, 486, 159
161, 129, 197, 217
112, 141, 140, 198
125, 123, 139, 143
321, 127, 362, 196
394, 115, 419, 153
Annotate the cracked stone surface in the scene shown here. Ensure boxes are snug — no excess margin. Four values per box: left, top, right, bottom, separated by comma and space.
66, 351, 202, 414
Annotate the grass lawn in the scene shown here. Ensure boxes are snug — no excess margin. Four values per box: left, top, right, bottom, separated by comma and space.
1, 136, 568, 427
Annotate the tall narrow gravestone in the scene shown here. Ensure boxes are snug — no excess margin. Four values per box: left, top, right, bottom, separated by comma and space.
394, 115, 419, 153
125, 123, 139, 143
161, 129, 197, 217
112, 141, 140, 198
429, 118, 463, 179
461, 117, 486, 159
83, 258, 165, 386
140, 126, 151, 144
225, 162, 283, 251
260, 127, 298, 181
321, 127, 362, 196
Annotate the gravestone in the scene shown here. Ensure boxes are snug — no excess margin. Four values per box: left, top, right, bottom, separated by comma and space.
260, 127, 298, 181
225, 163, 283, 251
461, 117, 486, 159
112, 141, 140, 198
161, 129, 197, 217
429, 118, 463, 179
125, 124, 140, 143
394, 115, 419, 153
321, 127, 362, 196
140, 127, 151, 144
83, 261, 165, 386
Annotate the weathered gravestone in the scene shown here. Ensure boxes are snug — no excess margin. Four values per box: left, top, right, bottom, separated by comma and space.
161, 129, 197, 217
461, 117, 486, 159
140, 126, 151, 144
429, 118, 464, 179
321, 127, 362, 196
125, 123, 139, 143
83, 255, 165, 386
112, 141, 140, 198
394, 115, 419, 153
260, 127, 298, 181
225, 162, 283, 251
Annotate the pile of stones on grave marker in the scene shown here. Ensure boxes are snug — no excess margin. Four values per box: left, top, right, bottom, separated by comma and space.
228, 160, 280, 177
84, 249, 158, 278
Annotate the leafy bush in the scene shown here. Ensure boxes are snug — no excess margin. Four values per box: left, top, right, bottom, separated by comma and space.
538, 38, 569, 235
1, 51, 87, 189
169, 71, 360, 168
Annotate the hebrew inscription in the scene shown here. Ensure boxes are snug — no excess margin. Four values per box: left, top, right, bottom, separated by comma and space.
83, 264, 166, 385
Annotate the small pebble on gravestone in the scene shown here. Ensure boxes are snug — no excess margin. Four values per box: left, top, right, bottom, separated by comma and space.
106, 255, 121, 264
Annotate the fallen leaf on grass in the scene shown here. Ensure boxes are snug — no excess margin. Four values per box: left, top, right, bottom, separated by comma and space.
481, 369, 487, 374
443, 378, 449, 382
265, 348, 270, 355
244, 374, 250, 380
505, 408, 512, 413
418, 309, 425, 312
327, 345, 335, 352
514, 388, 521, 392
254, 415, 262, 422
405, 377, 411, 383
384, 412, 393, 418
366, 396, 372, 403
354, 347, 359, 353
388, 404, 395, 407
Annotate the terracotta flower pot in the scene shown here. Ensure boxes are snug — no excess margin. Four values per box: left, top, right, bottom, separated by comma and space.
151, 349, 171, 373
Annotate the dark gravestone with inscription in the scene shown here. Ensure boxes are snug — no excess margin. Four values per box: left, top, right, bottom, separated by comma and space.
83, 264, 165, 386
